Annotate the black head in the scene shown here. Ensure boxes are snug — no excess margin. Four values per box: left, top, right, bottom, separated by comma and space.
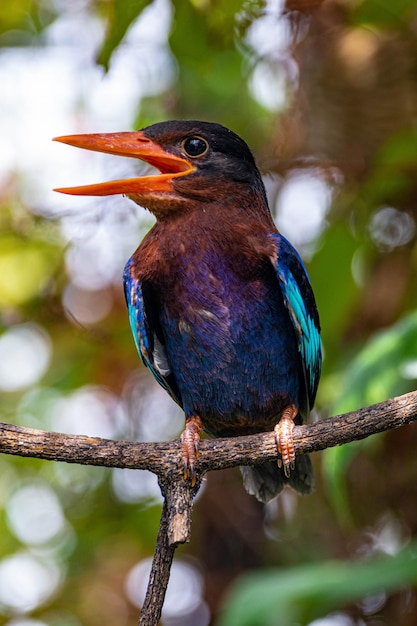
141, 120, 268, 207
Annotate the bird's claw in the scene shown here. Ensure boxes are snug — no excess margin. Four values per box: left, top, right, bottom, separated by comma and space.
181, 415, 203, 486
274, 405, 298, 477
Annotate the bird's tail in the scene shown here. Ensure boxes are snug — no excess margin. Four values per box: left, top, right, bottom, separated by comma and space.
240, 454, 314, 503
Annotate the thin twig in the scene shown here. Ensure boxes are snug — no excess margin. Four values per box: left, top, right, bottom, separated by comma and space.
138, 499, 177, 626
136, 478, 201, 625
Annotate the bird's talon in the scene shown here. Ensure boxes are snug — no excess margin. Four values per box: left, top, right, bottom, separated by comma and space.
274, 405, 298, 477
180, 415, 202, 485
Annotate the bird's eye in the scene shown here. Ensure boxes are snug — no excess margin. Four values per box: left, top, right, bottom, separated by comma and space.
182, 136, 208, 158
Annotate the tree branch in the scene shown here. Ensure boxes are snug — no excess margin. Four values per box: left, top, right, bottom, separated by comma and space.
138, 498, 176, 626
1, 389, 417, 626
1, 390, 416, 473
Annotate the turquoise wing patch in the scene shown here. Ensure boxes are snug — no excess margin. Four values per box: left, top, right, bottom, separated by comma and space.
271, 234, 322, 409
123, 258, 181, 405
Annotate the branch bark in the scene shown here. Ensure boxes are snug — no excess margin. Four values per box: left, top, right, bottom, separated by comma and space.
1, 389, 417, 625
1, 390, 416, 472
138, 498, 176, 626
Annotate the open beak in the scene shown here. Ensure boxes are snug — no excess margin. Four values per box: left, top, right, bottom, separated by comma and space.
53, 131, 194, 196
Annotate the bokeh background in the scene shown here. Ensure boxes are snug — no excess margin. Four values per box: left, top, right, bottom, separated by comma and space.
1, 0, 417, 625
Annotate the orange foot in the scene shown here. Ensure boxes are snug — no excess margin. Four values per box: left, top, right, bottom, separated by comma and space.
180, 415, 203, 486
274, 405, 298, 478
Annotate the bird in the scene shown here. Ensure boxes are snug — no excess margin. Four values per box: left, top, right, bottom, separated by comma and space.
54, 120, 322, 503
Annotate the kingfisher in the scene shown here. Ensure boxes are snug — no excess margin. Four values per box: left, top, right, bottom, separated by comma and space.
54, 120, 322, 503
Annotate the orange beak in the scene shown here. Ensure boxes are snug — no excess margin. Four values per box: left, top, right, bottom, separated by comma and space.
53, 131, 194, 196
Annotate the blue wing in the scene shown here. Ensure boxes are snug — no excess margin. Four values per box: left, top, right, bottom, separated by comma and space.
270, 233, 322, 411
123, 258, 182, 407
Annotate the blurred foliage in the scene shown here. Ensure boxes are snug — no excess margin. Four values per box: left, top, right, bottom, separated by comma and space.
1, 0, 417, 625
97, 0, 152, 70
0, 0, 56, 43
0, 203, 61, 309
219, 541, 417, 626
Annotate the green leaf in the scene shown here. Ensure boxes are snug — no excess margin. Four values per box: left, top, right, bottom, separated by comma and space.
97, 0, 152, 71
323, 310, 417, 523
219, 542, 417, 626
333, 310, 417, 415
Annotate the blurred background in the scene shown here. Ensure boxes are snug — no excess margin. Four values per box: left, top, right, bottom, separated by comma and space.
1, 0, 417, 624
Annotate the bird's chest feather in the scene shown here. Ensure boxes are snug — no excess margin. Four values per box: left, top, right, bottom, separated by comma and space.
146, 232, 301, 434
